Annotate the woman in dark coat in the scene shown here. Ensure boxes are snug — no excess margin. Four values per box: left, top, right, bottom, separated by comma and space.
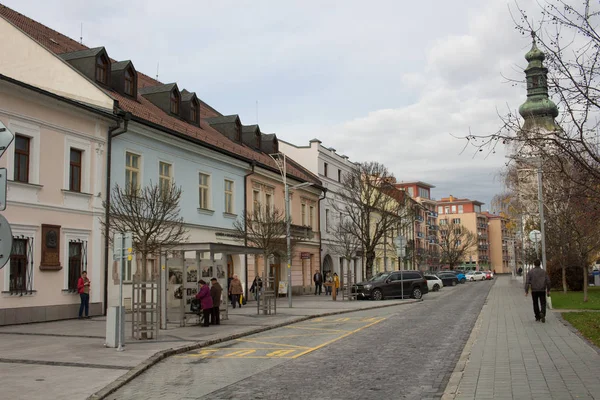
195, 280, 213, 327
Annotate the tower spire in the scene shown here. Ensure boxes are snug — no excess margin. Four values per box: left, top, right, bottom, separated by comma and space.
518, 31, 559, 131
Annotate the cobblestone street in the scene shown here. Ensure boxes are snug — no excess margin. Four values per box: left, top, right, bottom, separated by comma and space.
109, 281, 493, 400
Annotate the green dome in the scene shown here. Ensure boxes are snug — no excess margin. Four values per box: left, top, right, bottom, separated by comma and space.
519, 97, 559, 119
525, 41, 545, 63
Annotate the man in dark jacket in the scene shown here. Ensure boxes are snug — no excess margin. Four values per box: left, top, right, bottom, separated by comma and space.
525, 259, 551, 323
313, 270, 323, 295
210, 278, 223, 325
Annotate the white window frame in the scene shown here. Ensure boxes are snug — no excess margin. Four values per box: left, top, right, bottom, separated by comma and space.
125, 151, 142, 193
3, 224, 37, 293
438, 206, 443, 214
199, 172, 211, 210
309, 205, 315, 230
64, 136, 92, 193
224, 179, 235, 214
451, 205, 457, 213
252, 189, 260, 213
301, 203, 307, 226
458, 205, 464, 214
265, 192, 273, 212
159, 161, 173, 193
6, 120, 41, 185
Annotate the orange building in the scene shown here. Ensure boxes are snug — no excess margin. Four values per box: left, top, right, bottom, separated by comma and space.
483, 212, 513, 274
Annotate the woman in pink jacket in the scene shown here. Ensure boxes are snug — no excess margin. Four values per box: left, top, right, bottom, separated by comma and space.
195, 280, 213, 327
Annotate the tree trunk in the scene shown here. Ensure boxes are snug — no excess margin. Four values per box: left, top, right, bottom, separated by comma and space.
583, 265, 588, 303
365, 255, 374, 279
562, 266, 567, 294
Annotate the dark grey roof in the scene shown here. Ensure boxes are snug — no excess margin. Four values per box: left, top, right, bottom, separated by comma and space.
242, 124, 260, 133
60, 47, 104, 61
181, 89, 196, 102
112, 60, 132, 71
262, 133, 276, 141
205, 115, 240, 124
139, 83, 177, 95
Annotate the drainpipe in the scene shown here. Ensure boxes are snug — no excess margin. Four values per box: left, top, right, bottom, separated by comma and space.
103, 110, 131, 315
243, 161, 256, 299
317, 188, 327, 277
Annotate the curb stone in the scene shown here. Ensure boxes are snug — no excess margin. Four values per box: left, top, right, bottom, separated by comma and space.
554, 311, 600, 355
441, 282, 493, 399
87, 298, 421, 400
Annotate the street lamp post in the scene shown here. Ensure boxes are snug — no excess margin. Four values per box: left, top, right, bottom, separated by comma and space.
270, 153, 313, 308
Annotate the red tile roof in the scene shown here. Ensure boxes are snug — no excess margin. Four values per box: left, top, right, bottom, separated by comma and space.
0, 4, 320, 186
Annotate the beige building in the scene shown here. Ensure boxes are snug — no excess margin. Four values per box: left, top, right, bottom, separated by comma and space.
485, 213, 513, 274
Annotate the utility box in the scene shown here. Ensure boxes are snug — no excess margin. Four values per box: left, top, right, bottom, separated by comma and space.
593, 270, 599, 287
105, 306, 125, 348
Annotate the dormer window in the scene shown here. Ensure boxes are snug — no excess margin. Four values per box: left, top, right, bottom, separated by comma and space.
170, 90, 180, 114
124, 67, 134, 96
190, 100, 198, 123
95, 54, 109, 84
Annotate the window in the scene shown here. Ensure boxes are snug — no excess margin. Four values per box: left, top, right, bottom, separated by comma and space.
439, 219, 447, 225
170, 90, 180, 114
190, 100, 198, 123
474, 205, 481, 213
95, 54, 108, 84
14, 135, 30, 183
451, 205, 457, 213
159, 162, 172, 194
337, 169, 341, 182
408, 187, 414, 197
323, 163, 328, 177
438, 206, 443, 214
301, 203, 307, 226
68, 242, 82, 291
224, 179, 234, 214
309, 206, 315, 230
325, 209, 330, 232
199, 173, 210, 209
444, 206, 450, 214
458, 205, 464, 214
125, 152, 140, 193
69, 148, 82, 192
124, 67, 134, 96
418, 188, 429, 199
9, 239, 28, 293
252, 189, 260, 213
265, 193, 273, 212
452, 218, 461, 224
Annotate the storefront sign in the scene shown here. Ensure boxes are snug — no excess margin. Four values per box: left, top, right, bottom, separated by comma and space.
301, 252, 311, 259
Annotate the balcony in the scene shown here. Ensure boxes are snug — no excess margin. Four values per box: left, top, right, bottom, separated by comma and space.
415, 215, 424, 222
290, 224, 315, 240
427, 224, 438, 231
417, 232, 425, 238
428, 211, 438, 218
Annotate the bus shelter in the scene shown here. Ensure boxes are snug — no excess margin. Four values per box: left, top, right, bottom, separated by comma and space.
160, 242, 263, 329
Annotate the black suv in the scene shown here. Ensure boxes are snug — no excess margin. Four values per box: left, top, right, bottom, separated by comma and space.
352, 271, 428, 300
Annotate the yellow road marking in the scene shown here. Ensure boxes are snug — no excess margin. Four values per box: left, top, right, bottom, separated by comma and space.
235, 339, 310, 349
255, 333, 335, 340
334, 317, 351, 322
284, 326, 351, 333
224, 349, 256, 357
266, 349, 296, 357
291, 318, 386, 359
312, 318, 324, 322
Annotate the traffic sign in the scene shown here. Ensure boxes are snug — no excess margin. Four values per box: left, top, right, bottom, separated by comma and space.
394, 235, 406, 258
113, 232, 133, 260
528, 230, 542, 243
0, 214, 13, 270
0, 121, 14, 159
0, 168, 6, 211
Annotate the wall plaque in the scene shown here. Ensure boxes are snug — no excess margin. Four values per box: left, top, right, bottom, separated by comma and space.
40, 224, 62, 270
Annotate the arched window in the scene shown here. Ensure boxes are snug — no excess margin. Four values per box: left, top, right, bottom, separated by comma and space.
95, 54, 108, 84
170, 90, 180, 114
124, 67, 134, 96
190, 99, 198, 123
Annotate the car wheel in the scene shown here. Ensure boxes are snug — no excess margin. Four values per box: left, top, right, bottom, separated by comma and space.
411, 287, 423, 299
372, 288, 384, 301
470, 277, 474, 282
451, 280, 457, 287
433, 284, 440, 292
460, 278, 466, 284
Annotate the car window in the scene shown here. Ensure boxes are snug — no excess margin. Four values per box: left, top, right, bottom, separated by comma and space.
389, 273, 401, 281
403, 272, 420, 280
424, 275, 436, 280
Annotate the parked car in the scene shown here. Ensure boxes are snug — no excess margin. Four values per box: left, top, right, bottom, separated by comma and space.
466, 271, 486, 281
446, 270, 467, 283
484, 270, 493, 280
436, 272, 460, 287
424, 275, 443, 292
352, 271, 429, 300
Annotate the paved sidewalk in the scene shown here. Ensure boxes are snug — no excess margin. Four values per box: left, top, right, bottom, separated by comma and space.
444, 276, 600, 400
0, 295, 417, 400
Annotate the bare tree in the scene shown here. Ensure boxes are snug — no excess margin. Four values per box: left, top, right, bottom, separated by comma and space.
331, 162, 413, 279
233, 206, 305, 281
102, 180, 188, 338
327, 217, 362, 279
437, 221, 478, 270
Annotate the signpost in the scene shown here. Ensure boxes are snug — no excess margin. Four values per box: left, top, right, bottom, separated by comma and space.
394, 235, 406, 300
0, 122, 13, 269
113, 232, 132, 351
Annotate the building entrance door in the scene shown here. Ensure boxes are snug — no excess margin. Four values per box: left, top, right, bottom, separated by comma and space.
269, 263, 281, 295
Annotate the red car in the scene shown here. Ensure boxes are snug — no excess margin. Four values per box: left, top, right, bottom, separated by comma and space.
484, 270, 493, 280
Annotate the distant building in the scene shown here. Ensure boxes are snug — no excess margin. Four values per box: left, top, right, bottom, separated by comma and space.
484, 212, 513, 274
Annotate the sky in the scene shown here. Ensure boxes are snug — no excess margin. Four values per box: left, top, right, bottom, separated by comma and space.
3, 0, 546, 209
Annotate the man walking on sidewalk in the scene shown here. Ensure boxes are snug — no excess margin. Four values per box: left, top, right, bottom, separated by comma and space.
313, 269, 323, 295
525, 259, 551, 323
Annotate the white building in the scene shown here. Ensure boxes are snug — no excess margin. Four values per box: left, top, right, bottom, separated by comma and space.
279, 138, 363, 283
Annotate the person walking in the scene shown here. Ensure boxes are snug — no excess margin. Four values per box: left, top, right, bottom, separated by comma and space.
325, 272, 333, 295
525, 259, 551, 323
77, 271, 91, 319
209, 278, 222, 325
333, 272, 340, 296
229, 274, 243, 308
195, 280, 213, 327
250, 276, 262, 300
313, 269, 323, 295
